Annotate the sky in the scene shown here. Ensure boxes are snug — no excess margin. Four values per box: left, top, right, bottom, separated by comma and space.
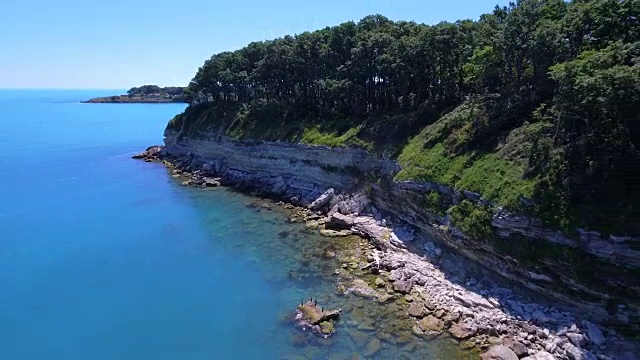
0, 0, 510, 89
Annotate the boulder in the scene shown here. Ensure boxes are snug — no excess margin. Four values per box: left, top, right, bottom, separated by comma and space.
408, 302, 427, 318
308, 188, 335, 210
481, 345, 518, 360
521, 351, 557, 360
418, 315, 443, 333
511, 341, 528, 357
503, 337, 528, 357
377, 294, 395, 303
203, 178, 220, 187
583, 321, 605, 346
450, 322, 477, 340
393, 280, 413, 294
336, 201, 352, 215
341, 192, 370, 215
454, 291, 494, 309
567, 332, 586, 348
326, 213, 355, 230
444, 311, 462, 325
349, 279, 378, 298
564, 343, 597, 360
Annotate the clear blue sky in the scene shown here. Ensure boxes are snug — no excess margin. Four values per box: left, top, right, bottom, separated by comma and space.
0, 0, 509, 89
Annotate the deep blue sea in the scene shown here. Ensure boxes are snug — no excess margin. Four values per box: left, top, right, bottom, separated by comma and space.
0, 90, 466, 359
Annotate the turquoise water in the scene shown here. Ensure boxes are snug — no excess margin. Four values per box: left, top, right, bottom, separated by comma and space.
0, 90, 464, 359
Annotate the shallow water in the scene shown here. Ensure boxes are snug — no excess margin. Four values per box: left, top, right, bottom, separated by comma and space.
0, 90, 470, 359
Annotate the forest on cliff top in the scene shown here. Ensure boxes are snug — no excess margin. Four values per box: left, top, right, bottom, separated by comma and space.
169, 0, 639, 235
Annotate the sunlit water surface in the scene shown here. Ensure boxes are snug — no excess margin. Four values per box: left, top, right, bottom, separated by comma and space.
0, 90, 470, 359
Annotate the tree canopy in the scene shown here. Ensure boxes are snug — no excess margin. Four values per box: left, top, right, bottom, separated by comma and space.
172, 0, 639, 234
128, 85, 185, 96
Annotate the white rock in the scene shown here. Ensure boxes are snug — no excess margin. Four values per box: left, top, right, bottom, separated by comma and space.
583, 320, 605, 346
454, 291, 494, 309
566, 333, 586, 347
521, 350, 557, 360
564, 343, 597, 360
308, 188, 335, 210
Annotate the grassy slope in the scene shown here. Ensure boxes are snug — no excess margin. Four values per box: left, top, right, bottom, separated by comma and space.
173, 101, 538, 208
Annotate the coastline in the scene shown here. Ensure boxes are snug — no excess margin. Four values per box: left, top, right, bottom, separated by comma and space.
83, 96, 186, 104
134, 145, 637, 360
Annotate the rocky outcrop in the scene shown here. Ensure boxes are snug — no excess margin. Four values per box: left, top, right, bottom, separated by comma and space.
302, 202, 634, 359
295, 299, 342, 336
132, 145, 163, 161
159, 129, 638, 330
369, 181, 639, 328
151, 128, 638, 355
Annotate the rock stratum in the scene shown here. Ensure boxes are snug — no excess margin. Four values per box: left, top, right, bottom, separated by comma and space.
133, 124, 639, 359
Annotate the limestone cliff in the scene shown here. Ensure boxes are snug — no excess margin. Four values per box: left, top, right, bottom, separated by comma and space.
163, 128, 638, 330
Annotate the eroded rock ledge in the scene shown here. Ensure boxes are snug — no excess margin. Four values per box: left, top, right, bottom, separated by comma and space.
133, 136, 639, 359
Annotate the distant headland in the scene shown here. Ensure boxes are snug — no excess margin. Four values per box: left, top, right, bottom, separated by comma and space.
83, 85, 187, 103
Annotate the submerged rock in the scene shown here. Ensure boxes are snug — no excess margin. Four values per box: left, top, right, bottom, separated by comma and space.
417, 315, 443, 333
319, 229, 352, 237
349, 279, 379, 298
364, 338, 381, 357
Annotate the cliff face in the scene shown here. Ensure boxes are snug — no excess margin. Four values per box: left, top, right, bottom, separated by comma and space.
164, 129, 399, 203
163, 128, 638, 328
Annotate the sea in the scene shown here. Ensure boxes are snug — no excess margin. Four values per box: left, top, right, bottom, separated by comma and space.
0, 90, 470, 359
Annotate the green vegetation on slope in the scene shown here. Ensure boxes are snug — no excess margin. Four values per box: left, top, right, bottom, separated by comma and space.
170, 0, 639, 235
127, 85, 185, 97
301, 126, 374, 150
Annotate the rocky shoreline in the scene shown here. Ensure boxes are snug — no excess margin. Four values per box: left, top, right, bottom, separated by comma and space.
134, 146, 637, 360
83, 95, 186, 103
